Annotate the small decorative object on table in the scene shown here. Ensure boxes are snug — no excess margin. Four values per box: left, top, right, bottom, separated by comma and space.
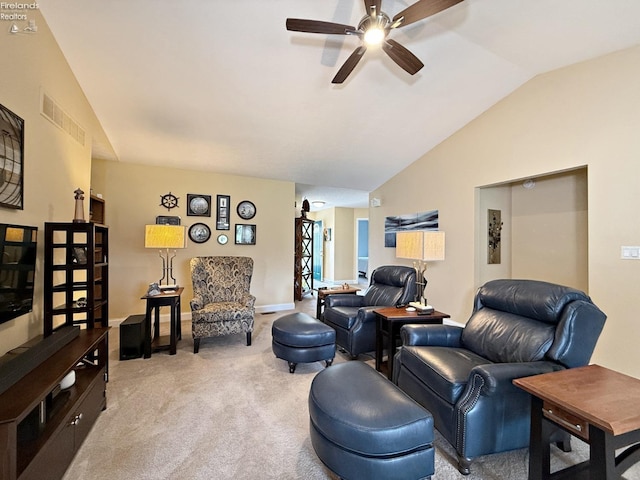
73, 188, 86, 223
147, 282, 162, 296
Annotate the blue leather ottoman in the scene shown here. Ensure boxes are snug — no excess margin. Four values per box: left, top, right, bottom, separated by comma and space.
272, 312, 336, 373
309, 361, 434, 480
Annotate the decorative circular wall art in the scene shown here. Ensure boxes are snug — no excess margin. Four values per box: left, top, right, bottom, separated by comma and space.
189, 223, 211, 243
237, 200, 256, 220
160, 192, 179, 211
217, 234, 228, 245
187, 194, 211, 216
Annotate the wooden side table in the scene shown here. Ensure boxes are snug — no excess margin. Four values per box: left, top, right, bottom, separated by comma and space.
374, 306, 450, 380
316, 285, 360, 319
514, 364, 640, 479
141, 287, 183, 357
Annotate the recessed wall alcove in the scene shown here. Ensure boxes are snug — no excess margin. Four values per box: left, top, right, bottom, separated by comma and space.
476, 167, 588, 292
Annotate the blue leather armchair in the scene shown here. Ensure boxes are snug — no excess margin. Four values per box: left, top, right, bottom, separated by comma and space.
393, 279, 607, 474
323, 265, 416, 359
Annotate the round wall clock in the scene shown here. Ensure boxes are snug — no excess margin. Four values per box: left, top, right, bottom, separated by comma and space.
237, 200, 256, 220
217, 234, 228, 245
189, 223, 211, 243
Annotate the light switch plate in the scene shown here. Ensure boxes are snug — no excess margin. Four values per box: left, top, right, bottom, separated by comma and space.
621, 246, 640, 259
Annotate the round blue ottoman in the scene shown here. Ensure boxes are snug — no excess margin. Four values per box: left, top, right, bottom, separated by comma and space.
272, 312, 336, 373
309, 361, 435, 480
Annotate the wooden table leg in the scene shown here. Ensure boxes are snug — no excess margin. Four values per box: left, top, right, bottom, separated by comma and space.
176, 297, 182, 340
387, 322, 400, 380
375, 314, 383, 372
589, 426, 617, 479
169, 301, 177, 355
144, 303, 152, 358
528, 396, 553, 480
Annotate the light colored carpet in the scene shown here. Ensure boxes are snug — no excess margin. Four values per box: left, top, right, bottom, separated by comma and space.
62, 297, 640, 480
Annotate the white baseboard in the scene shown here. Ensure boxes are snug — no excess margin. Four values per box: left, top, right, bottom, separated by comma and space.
256, 303, 295, 314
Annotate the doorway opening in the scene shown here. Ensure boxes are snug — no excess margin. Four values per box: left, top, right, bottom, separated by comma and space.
357, 218, 369, 280
313, 220, 323, 282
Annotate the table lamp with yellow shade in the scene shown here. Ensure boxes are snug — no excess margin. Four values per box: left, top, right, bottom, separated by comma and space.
144, 225, 186, 289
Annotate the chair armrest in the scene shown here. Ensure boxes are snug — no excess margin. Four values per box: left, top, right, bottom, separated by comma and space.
470, 361, 565, 396
400, 324, 464, 347
239, 293, 256, 308
325, 294, 366, 308
190, 297, 205, 311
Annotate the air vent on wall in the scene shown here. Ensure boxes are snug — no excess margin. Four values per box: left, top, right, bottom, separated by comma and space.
41, 92, 86, 146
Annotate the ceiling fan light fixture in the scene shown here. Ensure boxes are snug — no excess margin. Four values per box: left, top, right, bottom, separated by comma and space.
364, 27, 385, 46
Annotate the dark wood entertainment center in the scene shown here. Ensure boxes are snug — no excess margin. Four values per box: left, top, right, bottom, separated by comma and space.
0, 327, 109, 480
0, 220, 111, 479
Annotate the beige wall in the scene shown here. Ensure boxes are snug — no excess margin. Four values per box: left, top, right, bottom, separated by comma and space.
91, 159, 295, 319
370, 46, 640, 377
333, 208, 356, 281
511, 169, 588, 290
0, 11, 115, 355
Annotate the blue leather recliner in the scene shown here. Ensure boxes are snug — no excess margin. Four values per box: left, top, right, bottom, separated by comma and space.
323, 265, 416, 358
393, 279, 607, 474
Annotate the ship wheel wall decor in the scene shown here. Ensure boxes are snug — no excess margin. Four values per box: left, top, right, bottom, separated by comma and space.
160, 192, 179, 211
286, 0, 464, 84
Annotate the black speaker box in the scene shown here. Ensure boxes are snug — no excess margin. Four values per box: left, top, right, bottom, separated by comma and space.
120, 314, 146, 360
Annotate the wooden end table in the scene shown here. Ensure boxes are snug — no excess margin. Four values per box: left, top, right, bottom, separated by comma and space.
316, 285, 361, 319
141, 287, 183, 357
374, 306, 450, 380
513, 364, 640, 479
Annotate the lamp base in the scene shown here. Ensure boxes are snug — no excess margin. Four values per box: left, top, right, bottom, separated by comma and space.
159, 284, 178, 290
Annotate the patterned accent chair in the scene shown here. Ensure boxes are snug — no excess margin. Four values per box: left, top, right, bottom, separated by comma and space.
190, 256, 256, 353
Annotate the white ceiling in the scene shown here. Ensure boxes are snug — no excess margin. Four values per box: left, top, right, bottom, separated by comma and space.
38, 0, 640, 211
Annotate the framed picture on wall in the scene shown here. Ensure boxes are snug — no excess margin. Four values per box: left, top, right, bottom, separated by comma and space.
235, 224, 256, 245
0, 103, 25, 210
187, 194, 211, 217
216, 195, 230, 230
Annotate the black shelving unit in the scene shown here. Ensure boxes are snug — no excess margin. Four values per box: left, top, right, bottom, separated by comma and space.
43, 222, 109, 336
294, 216, 314, 300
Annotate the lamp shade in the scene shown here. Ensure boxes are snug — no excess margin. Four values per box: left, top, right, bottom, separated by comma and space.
396, 231, 445, 261
144, 225, 186, 249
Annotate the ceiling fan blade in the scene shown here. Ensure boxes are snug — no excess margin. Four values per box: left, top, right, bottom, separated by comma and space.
286, 18, 357, 35
332, 46, 367, 84
382, 39, 424, 75
363, 0, 382, 17
392, 0, 463, 29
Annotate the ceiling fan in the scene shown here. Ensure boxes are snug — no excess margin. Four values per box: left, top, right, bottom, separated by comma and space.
286, 0, 463, 84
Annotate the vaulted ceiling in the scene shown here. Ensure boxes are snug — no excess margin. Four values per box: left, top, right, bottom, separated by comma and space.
39, 0, 640, 210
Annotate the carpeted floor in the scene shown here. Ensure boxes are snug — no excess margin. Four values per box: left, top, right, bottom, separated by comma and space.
61, 296, 640, 480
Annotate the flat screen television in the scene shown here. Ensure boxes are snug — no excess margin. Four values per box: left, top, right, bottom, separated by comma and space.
0, 223, 37, 324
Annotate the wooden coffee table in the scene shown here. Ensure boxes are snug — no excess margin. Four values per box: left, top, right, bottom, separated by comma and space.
374, 306, 450, 380
315, 285, 360, 319
514, 364, 640, 479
